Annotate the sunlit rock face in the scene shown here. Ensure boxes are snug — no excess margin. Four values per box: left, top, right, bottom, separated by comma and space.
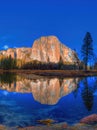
0, 77, 79, 105
0, 36, 79, 65
0, 48, 31, 59
1, 49, 15, 58
31, 36, 60, 63
15, 48, 32, 62
31, 36, 79, 63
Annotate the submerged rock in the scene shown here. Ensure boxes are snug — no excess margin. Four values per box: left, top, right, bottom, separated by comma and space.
80, 114, 97, 124
37, 119, 55, 125
0, 125, 6, 130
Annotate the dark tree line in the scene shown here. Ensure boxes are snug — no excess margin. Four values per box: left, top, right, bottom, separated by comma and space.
0, 55, 83, 70
0, 55, 17, 69
0, 57, 81, 70
21, 61, 80, 70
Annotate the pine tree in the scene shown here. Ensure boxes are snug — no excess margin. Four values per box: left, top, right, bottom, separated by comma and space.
81, 32, 94, 70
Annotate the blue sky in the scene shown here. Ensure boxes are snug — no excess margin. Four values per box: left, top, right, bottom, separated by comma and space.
0, 0, 97, 58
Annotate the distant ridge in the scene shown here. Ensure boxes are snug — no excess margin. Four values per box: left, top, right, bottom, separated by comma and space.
0, 36, 79, 67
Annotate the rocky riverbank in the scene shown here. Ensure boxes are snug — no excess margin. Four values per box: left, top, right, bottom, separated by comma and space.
1, 114, 97, 130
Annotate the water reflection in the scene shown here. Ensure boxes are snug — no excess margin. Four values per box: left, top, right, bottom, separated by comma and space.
0, 73, 79, 105
0, 73, 97, 126
81, 77, 97, 111
81, 78, 94, 111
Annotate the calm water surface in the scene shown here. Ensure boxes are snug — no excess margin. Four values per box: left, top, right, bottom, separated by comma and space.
0, 73, 97, 127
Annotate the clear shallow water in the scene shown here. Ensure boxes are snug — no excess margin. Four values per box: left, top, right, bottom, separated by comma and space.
0, 73, 97, 127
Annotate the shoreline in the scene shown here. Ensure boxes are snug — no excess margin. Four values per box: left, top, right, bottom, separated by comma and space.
0, 122, 97, 130
0, 69, 97, 77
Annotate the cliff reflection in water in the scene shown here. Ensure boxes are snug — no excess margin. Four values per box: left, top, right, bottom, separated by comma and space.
0, 73, 79, 105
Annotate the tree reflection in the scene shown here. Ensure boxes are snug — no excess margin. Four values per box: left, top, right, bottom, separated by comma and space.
81, 78, 94, 111
0, 73, 16, 85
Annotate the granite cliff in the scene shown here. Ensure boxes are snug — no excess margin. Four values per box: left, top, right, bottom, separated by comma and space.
0, 36, 79, 67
